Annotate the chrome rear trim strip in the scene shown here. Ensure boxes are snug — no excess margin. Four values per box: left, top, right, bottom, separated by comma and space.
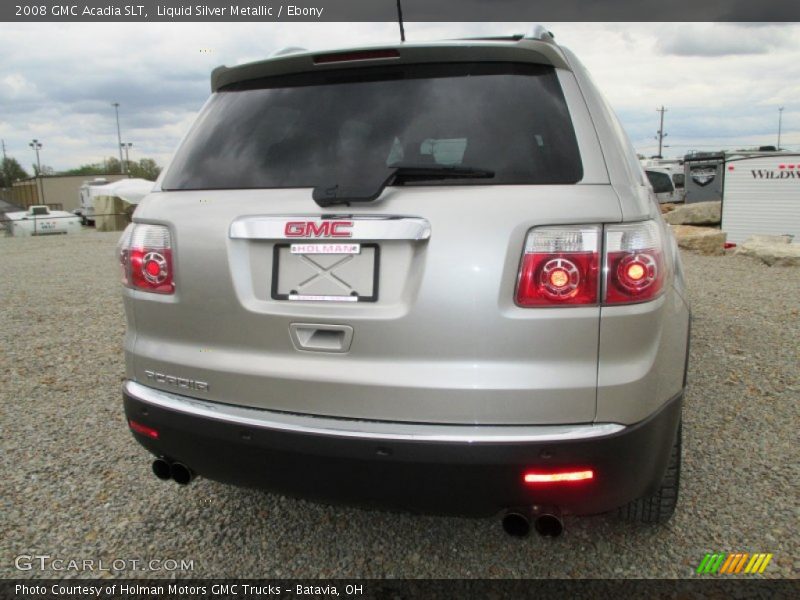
124, 380, 625, 443
229, 215, 431, 241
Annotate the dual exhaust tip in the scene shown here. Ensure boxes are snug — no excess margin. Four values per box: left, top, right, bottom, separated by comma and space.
152, 458, 194, 485
502, 508, 564, 538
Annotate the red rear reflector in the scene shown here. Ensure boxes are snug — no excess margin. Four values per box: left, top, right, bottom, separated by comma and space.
524, 470, 594, 484
313, 49, 400, 64
129, 420, 159, 439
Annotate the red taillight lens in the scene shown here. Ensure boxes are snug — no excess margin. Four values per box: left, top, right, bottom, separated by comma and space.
524, 470, 594, 484
129, 419, 159, 439
604, 221, 666, 304
119, 224, 174, 294
516, 226, 600, 306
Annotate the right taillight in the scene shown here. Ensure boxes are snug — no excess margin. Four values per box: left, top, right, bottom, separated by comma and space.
516, 226, 600, 306
604, 220, 665, 305
118, 223, 174, 294
515, 220, 667, 307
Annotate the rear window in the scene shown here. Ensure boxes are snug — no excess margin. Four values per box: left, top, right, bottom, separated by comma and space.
162, 62, 583, 191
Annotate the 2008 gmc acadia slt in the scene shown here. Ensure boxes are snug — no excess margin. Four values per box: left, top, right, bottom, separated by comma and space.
119, 27, 691, 537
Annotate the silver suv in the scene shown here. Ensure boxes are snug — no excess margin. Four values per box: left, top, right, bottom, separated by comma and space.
119, 28, 690, 537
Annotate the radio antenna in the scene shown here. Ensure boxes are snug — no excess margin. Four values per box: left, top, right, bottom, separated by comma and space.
396, 0, 406, 42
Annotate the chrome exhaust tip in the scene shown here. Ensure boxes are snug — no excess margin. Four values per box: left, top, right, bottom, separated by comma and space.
152, 458, 172, 480
533, 511, 564, 538
501, 510, 532, 538
170, 462, 195, 485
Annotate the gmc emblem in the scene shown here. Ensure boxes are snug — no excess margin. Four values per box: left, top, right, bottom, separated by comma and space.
285, 221, 354, 238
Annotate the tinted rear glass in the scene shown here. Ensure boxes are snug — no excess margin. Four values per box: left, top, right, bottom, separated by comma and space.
162, 62, 583, 191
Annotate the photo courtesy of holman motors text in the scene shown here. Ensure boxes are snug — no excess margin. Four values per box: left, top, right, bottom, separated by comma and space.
14, 583, 364, 596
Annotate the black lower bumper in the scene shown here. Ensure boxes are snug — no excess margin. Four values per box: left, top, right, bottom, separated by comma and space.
123, 386, 682, 517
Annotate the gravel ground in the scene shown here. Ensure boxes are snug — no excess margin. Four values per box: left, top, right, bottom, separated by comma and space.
1, 230, 798, 579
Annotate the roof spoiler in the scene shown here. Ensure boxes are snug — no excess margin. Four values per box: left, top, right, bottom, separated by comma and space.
269, 46, 308, 58
524, 24, 555, 42
456, 24, 556, 44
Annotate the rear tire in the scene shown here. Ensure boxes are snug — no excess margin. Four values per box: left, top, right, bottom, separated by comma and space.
618, 421, 681, 524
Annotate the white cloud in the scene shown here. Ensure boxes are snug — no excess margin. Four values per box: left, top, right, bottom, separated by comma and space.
0, 73, 41, 102
0, 21, 798, 171
655, 23, 795, 57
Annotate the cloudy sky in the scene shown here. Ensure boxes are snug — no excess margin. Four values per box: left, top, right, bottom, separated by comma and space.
1, 21, 798, 173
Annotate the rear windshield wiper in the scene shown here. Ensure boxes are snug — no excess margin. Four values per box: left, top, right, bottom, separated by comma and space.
312, 164, 495, 207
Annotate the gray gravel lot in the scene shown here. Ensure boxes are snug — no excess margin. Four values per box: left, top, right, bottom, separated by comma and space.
1, 230, 798, 579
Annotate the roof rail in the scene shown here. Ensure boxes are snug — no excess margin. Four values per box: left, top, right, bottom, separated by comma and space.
524, 24, 555, 42
269, 46, 307, 58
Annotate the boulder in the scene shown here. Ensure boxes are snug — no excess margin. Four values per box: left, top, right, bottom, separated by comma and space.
735, 235, 800, 267
664, 201, 721, 226
660, 203, 678, 214
671, 225, 727, 255
740, 234, 793, 245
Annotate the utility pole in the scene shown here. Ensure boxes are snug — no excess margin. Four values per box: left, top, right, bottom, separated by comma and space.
656, 106, 668, 158
121, 142, 133, 174
1, 139, 7, 189
777, 107, 784, 149
112, 102, 124, 173
29, 139, 45, 205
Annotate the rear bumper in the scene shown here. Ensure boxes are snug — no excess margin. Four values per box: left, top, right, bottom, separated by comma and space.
123, 381, 682, 516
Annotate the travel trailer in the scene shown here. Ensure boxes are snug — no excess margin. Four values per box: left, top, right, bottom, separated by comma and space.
721, 153, 800, 244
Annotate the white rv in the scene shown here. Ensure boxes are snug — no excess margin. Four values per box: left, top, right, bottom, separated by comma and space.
77, 178, 154, 225
77, 177, 110, 225
641, 158, 685, 202
722, 153, 800, 244
644, 167, 679, 204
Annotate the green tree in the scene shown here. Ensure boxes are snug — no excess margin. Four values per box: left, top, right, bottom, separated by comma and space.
58, 156, 162, 179
1, 157, 30, 188
103, 156, 122, 175
60, 163, 106, 176
32, 164, 55, 176
128, 158, 161, 180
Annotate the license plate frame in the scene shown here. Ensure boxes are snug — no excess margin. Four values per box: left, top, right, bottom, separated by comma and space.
271, 243, 380, 303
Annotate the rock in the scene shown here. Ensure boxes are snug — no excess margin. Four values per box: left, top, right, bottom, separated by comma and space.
741, 234, 793, 245
664, 201, 722, 226
735, 236, 800, 266
671, 225, 727, 255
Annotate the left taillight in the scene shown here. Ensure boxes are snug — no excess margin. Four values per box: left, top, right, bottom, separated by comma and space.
118, 223, 174, 294
515, 226, 600, 306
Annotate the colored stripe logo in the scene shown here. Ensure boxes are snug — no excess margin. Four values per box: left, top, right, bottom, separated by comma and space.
696, 553, 773, 574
